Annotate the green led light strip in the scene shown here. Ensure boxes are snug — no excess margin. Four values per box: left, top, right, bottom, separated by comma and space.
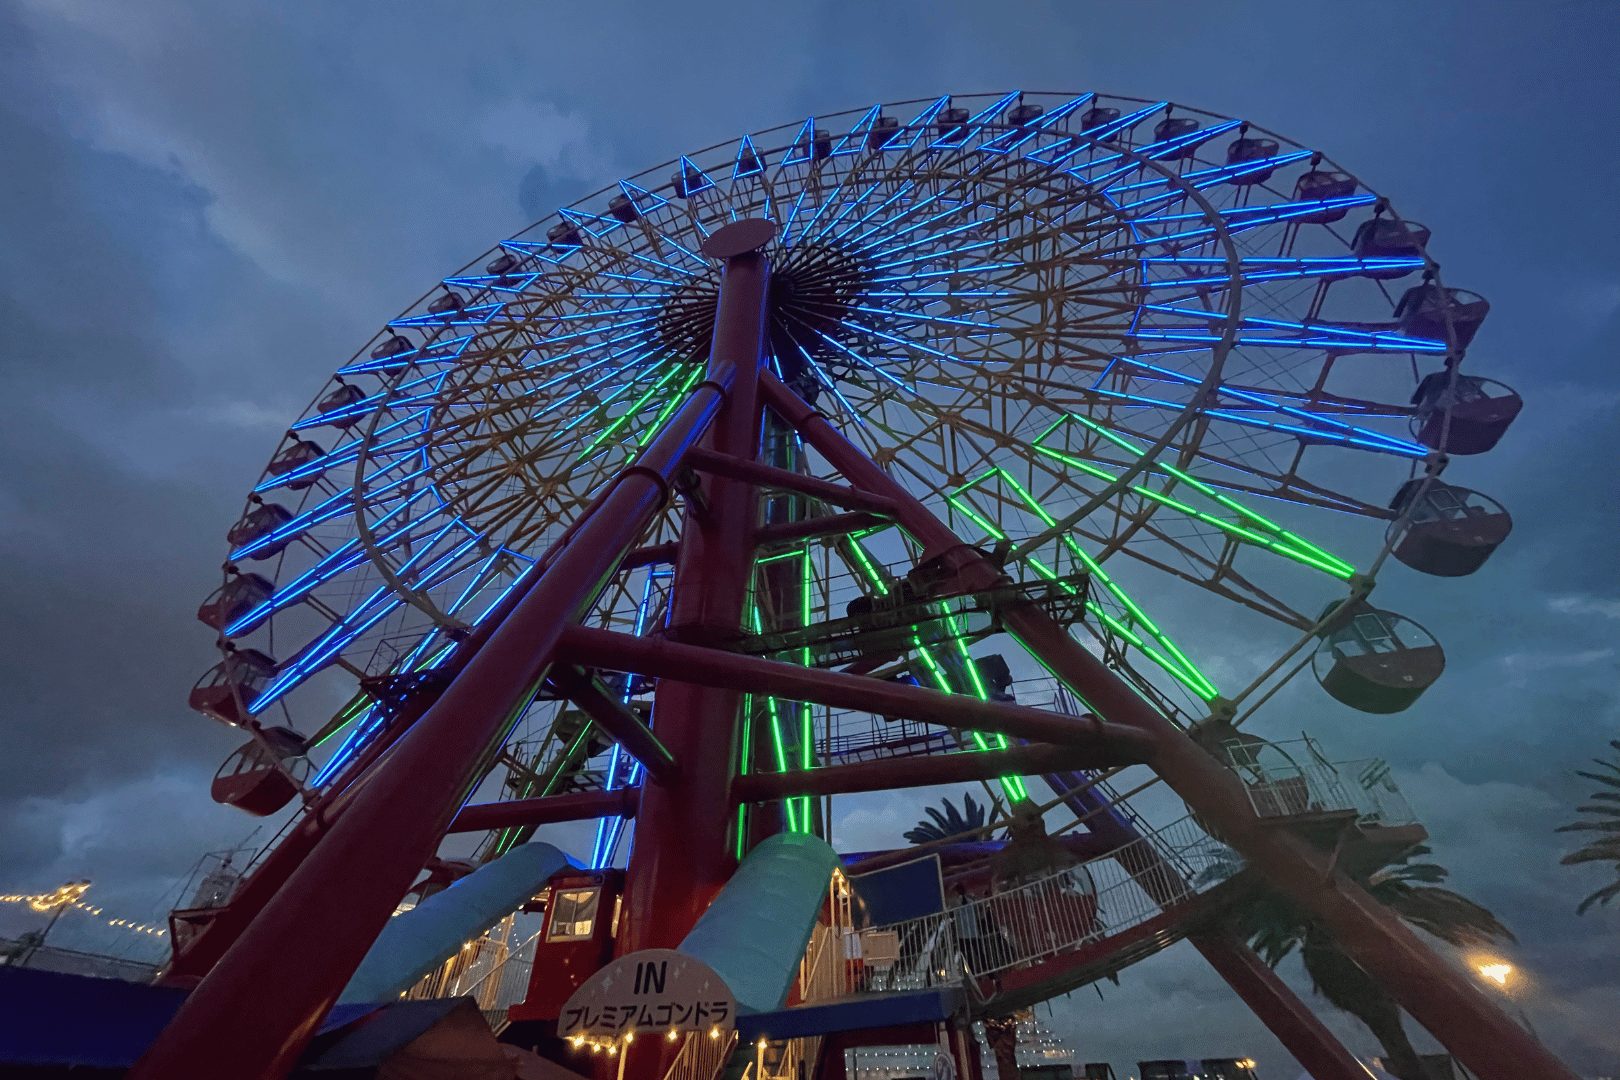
748, 598, 804, 833
633, 365, 707, 449
844, 536, 1029, 803
575, 362, 691, 462
1031, 414, 1356, 580
948, 470, 1220, 703
798, 548, 816, 830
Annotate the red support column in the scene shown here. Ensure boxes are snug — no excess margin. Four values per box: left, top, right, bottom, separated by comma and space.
619, 220, 776, 954
758, 370, 1582, 1080
131, 366, 734, 1080
1191, 930, 1372, 1080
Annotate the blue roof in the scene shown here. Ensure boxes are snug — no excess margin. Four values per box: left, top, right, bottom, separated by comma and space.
0, 965, 389, 1070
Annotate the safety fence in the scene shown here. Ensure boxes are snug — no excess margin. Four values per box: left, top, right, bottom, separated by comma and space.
835, 814, 1231, 996
1236, 755, 1416, 827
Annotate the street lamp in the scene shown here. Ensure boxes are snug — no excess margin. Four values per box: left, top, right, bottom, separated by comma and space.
1472, 956, 1542, 1043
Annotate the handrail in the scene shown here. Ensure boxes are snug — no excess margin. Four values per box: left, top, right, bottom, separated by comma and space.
457, 928, 541, 1012
663, 1030, 739, 1080
1230, 754, 1416, 826
832, 814, 1232, 994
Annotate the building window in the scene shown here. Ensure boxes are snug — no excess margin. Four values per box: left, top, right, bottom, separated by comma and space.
547, 887, 601, 941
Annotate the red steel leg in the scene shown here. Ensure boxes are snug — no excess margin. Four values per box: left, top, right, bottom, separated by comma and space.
620, 224, 774, 954
131, 372, 735, 1080
1192, 930, 1372, 1080
759, 370, 1581, 1080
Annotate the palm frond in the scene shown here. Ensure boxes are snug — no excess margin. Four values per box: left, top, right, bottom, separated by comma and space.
1576, 878, 1620, 914
904, 793, 990, 845
1385, 885, 1515, 946
1560, 844, 1620, 866
1559, 738, 1620, 915
1555, 819, 1620, 833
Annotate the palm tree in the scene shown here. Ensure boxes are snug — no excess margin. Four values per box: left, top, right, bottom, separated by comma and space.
1218, 844, 1512, 1080
905, 792, 997, 845
981, 1010, 1030, 1080
1556, 738, 1620, 913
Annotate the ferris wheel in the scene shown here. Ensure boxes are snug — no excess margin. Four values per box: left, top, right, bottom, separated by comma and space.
141, 89, 1588, 1080
190, 90, 1516, 837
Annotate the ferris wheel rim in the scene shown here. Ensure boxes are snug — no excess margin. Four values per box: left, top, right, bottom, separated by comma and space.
204, 89, 1495, 807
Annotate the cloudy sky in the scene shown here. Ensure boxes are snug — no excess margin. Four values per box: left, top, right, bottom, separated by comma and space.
1, 1, 1617, 1076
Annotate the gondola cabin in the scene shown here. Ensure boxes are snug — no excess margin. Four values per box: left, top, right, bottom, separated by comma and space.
1151, 115, 1202, 159
226, 502, 294, 560
1351, 217, 1430, 275
1395, 283, 1490, 350
196, 573, 274, 634
1292, 169, 1357, 222
1313, 601, 1444, 714
427, 290, 465, 315
265, 439, 326, 490
211, 726, 309, 816
1412, 372, 1522, 454
1389, 480, 1512, 577
189, 649, 277, 727
1224, 134, 1281, 184
508, 869, 624, 1025
313, 383, 367, 429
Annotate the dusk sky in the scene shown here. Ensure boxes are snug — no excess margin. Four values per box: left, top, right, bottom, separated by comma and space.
1, 2, 1617, 1077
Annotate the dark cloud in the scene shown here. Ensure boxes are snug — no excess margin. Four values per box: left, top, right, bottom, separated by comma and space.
1, 0, 1617, 1076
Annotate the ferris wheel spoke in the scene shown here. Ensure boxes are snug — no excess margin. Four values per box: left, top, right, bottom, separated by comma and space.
1026, 422, 1356, 580
1066, 118, 1241, 180
979, 93, 1097, 158
226, 489, 450, 636
1089, 370, 1426, 459
337, 333, 477, 376
1143, 255, 1426, 291
943, 468, 1220, 705
1122, 194, 1380, 252
247, 521, 485, 714
253, 414, 430, 495
860, 395, 1221, 708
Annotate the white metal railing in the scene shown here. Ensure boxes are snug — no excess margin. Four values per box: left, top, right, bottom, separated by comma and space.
1235, 756, 1416, 827
664, 1029, 738, 1080
457, 928, 540, 1028
831, 814, 1230, 995
400, 914, 542, 1032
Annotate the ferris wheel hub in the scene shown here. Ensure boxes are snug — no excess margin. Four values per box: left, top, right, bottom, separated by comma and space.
700, 217, 777, 259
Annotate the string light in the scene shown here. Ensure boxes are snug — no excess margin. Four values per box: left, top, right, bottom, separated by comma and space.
1, 884, 167, 938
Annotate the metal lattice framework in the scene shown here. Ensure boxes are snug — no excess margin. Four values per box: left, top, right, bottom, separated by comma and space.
149, 92, 1579, 1080
197, 91, 1508, 854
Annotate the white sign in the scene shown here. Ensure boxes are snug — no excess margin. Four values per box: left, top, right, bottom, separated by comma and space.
559, 948, 736, 1041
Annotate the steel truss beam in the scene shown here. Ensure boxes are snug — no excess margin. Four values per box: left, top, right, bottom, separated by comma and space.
733, 743, 1105, 800
1192, 930, 1375, 1080
554, 624, 1156, 763
755, 510, 890, 547
686, 445, 899, 516
450, 786, 638, 834
545, 665, 677, 784
132, 353, 740, 1080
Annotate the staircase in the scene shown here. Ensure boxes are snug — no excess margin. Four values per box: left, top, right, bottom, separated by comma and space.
401, 920, 540, 1034
817, 746, 1421, 1018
